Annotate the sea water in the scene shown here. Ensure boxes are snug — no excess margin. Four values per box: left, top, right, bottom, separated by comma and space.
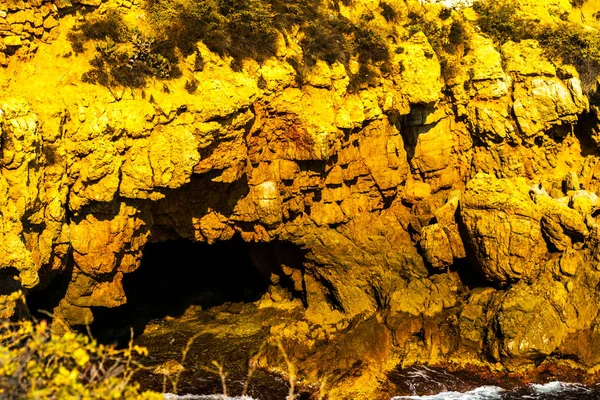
164, 396, 255, 400
164, 376, 600, 399
392, 382, 600, 399
388, 366, 600, 399
164, 381, 600, 399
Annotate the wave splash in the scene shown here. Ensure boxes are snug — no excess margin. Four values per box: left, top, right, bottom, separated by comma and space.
392, 381, 597, 400
164, 366, 598, 400
393, 385, 504, 399
164, 395, 255, 400
165, 382, 596, 400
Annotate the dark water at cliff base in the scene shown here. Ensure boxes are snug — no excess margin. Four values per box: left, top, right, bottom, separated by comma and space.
162, 382, 600, 400
162, 381, 600, 400
388, 366, 600, 399
394, 382, 600, 399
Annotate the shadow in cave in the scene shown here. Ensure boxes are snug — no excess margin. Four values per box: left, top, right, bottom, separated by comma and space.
574, 110, 600, 158
398, 104, 438, 168
455, 211, 504, 291
26, 253, 74, 320
90, 236, 269, 344
449, 258, 496, 291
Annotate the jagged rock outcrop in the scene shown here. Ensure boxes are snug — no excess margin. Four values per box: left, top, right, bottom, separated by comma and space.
2, 0, 600, 397
460, 174, 548, 283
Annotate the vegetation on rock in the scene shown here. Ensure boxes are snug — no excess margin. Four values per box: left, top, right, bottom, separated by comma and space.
66, 0, 392, 90
406, 4, 471, 84
0, 319, 160, 399
473, 0, 600, 94
536, 24, 600, 95
68, 12, 179, 87
472, 1, 534, 44
147, 0, 392, 88
571, 0, 589, 7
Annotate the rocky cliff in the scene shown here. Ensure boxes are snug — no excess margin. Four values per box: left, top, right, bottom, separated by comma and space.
3, 0, 600, 397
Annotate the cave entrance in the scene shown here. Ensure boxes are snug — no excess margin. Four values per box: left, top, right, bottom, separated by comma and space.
90, 236, 278, 343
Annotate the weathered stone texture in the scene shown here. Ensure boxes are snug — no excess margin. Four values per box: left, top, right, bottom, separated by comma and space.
3, 0, 600, 397
460, 174, 547, 283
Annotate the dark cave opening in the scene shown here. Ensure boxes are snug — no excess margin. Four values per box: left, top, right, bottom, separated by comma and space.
574, 109, 600, 158
0, 267, 22, 296
26, 271, 70, 319
26, 254, 74, 320
450, 258, 496, 291
90, 236, 273, 343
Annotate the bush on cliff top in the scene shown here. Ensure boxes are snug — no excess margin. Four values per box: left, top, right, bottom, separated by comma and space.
473, 0, 600, 95
536, 23, 600, 94
571, 0, 589, 7
148, 0, 390, 87
69, 12, 179, 87
406, 4, 471, 84
0, 319, 160, 399
472, 1, 536, 44
70, 0, 391, 90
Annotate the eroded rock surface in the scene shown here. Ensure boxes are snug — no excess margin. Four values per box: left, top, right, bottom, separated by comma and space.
460, 174, 547, 283
2, 0, 600, 397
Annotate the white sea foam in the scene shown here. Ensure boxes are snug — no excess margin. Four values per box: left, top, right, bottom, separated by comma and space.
164, 395, 256, 400
392, 386, 505, 400
419, 0, 474, 8
391, 381, 598, 399
530, 381, 592, 393
164, 381, 599, 400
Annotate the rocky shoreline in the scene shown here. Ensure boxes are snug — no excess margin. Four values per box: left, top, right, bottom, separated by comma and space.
2, 0, 600, 397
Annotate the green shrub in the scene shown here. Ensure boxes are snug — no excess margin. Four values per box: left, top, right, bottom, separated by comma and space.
268, 0, 321, 30
70, 13, 179, 88
439, 7, 452, 20
0, 320, 160, 399
472, 0, 535, 44
354, 26, 390, 63
301, 16, 354, 65
185, 78, 199, 93
73, 0, 395, 90
286, 56, 308, 86
571, 0, 588, 7
146, 0, 390, 90
348, 63, 380, 91
146, 0, 278, 61
193, 52, 205, 72
473, 0, 600, 95
449, 18, 467, 46
67, 33, 85, 54
536, 23, 600, 94
380, 2, 398, 22
405, 6, 471, 83
80, 10, 128, 42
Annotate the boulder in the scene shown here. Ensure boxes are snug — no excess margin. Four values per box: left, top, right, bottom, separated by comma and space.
512, 76, 584, 137
419, 223, 454, 270
533, 194, 589, 251
460, 174, 547, 283
153, 359, 185, 376
493, 280, 568, 368
571, 190, 599, 216
394, 32, 443, 105
3, 35, 21, 47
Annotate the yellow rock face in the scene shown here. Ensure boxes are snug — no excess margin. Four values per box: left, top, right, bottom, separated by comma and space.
3, 0, 600, 396
394, 31, 443, 104
460, 174, 547, 283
